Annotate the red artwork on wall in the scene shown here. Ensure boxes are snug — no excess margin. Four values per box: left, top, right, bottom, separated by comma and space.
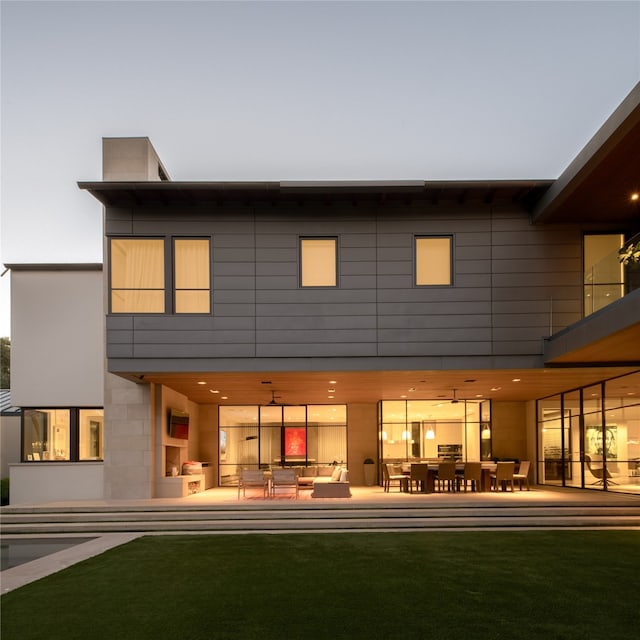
285, 427, 306, 456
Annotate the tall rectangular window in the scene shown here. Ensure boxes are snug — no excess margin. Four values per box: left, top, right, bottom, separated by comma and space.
415, 236, 452, 286
174, 238, 211, 313
583, 234, 624, 316
300, 238, 337, 287
110, 238, 165, 312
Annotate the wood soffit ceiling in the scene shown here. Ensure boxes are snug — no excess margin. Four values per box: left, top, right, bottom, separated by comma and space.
137, 367, 639, 407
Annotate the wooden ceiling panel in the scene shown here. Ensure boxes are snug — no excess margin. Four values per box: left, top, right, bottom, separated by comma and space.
136, 367, 638, 407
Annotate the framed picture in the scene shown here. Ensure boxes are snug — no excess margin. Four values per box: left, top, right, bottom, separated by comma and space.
33, 452, 40, 461
219, 429, 227, 461
586, 425, 617, 459
284, 427, 306, 456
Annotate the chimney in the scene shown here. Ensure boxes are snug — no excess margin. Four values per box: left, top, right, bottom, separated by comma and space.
102, 137, 170, 181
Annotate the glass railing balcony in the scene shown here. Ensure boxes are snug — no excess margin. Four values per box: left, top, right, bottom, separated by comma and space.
584, 237, 640, 316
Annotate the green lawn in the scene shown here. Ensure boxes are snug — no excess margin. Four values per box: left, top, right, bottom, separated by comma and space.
1, 531, 638, 640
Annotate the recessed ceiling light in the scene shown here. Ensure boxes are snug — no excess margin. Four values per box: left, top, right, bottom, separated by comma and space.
209, 389, 220, 394
197, 381, 206, 385
491, 387, 501, 391
328, 395, 334, 399
329, 380, 337, 384
408, 387, 416, 392
512, 378, 521, 382
328, 388, 336, 393
221, 396, 228, 400
400, 395, 407, 398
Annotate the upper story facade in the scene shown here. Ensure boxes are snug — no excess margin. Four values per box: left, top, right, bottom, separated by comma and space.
80, 83, 640, 378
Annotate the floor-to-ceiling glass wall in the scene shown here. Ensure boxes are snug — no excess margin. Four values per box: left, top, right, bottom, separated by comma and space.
379, 399, 491, 464
537, 370, 640, 495
218, 404, 347, 486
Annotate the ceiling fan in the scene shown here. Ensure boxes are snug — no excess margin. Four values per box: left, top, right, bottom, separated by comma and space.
268, 390, 282, 405
450, 388, 459, 404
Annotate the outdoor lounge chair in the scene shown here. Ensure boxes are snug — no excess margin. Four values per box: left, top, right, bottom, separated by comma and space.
237, 469, 269, 499
270, 468, 299, 498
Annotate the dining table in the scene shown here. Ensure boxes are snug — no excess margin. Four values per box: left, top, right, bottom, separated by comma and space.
400, 462, 497, 493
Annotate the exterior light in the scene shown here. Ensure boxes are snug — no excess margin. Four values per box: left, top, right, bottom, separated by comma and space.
631, 193, 639, 201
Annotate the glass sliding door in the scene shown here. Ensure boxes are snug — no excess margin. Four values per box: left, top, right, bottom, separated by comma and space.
538, 396, 570, 485
537, 371, 640, 495
218, 404, 347, 486
379, 399, 489, 464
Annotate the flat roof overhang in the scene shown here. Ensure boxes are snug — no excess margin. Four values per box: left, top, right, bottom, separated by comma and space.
532, 82, 640, 226
544, 287, 640, 366
109, 362, 639, 407
78, 180, 552, 209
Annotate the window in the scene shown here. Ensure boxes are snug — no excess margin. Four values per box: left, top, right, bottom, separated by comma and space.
300, 238, 337, 287
22, 408, 104, 462
415, 236, 452, 286
110, 239, 165, 312
174, 238, 211, 313
218, 404, 347, 485
583, 234, 624, 316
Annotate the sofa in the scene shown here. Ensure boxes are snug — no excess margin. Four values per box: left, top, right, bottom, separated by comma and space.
295, 465, 352, 498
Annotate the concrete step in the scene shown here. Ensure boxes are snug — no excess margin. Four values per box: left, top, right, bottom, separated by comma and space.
2, 504, 639, 534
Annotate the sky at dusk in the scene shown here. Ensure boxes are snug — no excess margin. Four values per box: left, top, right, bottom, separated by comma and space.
1, 0, 639, 337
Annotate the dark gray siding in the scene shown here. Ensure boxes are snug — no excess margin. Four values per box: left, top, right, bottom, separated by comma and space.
105, 201, 583, 369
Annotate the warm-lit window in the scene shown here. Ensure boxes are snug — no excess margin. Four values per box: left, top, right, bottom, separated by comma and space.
300, 238, 337, 287
583, 234, 624, 316
79, 410, 104, 460
22, 408, 104, 462
415, 236, 452, 286
110, 239, 165, 312
174, 239, 211, 313
23, 409, 71, 461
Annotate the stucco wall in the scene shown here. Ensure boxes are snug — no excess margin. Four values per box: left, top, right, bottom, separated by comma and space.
11, 268, 104, 406
9, 462, 104, 504
0, 415, 21, 478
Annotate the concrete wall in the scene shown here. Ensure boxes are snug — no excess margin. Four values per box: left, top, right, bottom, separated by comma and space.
11, 268, 104, 407
103, 372, 153, 499
9, 462, 104, 504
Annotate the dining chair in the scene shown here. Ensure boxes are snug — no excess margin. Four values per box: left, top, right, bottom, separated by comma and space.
237, 468, 269, 499
491, 461, 515, 492
459, 462, 482, 492
270, 468, 299, 498
382, 463, 408, 492
436, 462, 457, 492
409, 463, 429, 493
514, 460, 531, 491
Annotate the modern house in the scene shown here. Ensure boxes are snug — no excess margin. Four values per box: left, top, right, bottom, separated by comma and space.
6, 84, 640, 504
